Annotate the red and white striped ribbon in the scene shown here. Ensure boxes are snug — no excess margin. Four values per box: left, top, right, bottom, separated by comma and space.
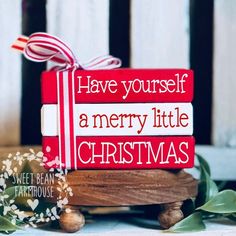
12, 32, 122, 169
12, 32, 121, 69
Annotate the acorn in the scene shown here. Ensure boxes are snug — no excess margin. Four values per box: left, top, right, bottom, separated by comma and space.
59, 208, 85, 233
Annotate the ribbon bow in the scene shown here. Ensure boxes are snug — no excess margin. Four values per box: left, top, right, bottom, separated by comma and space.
12, 32, 122, 169
12, 32, 122, 70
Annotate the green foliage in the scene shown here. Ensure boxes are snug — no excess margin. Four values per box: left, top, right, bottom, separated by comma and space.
195, 155, 218, 207
169, 154, 236, 233
0, 216, 21, 233
196, 154, 211, 177
197, 190, 236, 213
165, 212, 206, 233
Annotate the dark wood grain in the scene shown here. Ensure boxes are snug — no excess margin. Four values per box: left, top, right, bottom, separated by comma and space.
47, 169, 197, 206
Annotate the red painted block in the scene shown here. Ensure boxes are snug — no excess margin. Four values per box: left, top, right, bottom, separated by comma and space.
42, 69, 194, 104
42, 136, 195, 169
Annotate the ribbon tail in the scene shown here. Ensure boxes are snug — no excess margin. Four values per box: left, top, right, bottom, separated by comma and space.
11, 35, 29, 53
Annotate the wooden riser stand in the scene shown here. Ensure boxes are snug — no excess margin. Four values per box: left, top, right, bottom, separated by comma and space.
49, 169, 198, 232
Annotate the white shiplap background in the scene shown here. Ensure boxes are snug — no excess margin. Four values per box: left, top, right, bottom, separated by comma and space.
213, 0, 236, 147
47, 0, 109, 63
0, 0, 21, 146
131, 0, 189, 68
0, 0, 235, 178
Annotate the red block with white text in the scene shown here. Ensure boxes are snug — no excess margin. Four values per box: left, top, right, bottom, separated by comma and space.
41, 69, 194, 104
42, 136, 195, 169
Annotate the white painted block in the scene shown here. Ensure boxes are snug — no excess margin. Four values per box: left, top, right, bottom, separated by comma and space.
41, 103, 193, 136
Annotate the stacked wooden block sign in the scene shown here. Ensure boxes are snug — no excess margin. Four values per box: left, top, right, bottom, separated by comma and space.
40, 69, 197, 231
41, 69, 195, 170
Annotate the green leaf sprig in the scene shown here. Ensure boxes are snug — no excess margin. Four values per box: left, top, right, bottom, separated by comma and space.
0, 216, 21, 234
166, 154, 236, 233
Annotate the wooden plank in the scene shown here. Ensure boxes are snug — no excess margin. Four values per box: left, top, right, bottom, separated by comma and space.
109, 0, 130, 67
21, 0, 46, 145
131, 0, 189, 68
213, 0, 236, 146
190, 0, 214, 145
47, 0, 109, 64
0, 1, 21, 145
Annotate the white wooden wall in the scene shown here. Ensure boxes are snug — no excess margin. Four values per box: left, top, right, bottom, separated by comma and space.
0, 0, 236, 152
47, 0, 109, 63
213, 0, 236, 147
0, 0, 21, 145
131, 0, 189, 68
